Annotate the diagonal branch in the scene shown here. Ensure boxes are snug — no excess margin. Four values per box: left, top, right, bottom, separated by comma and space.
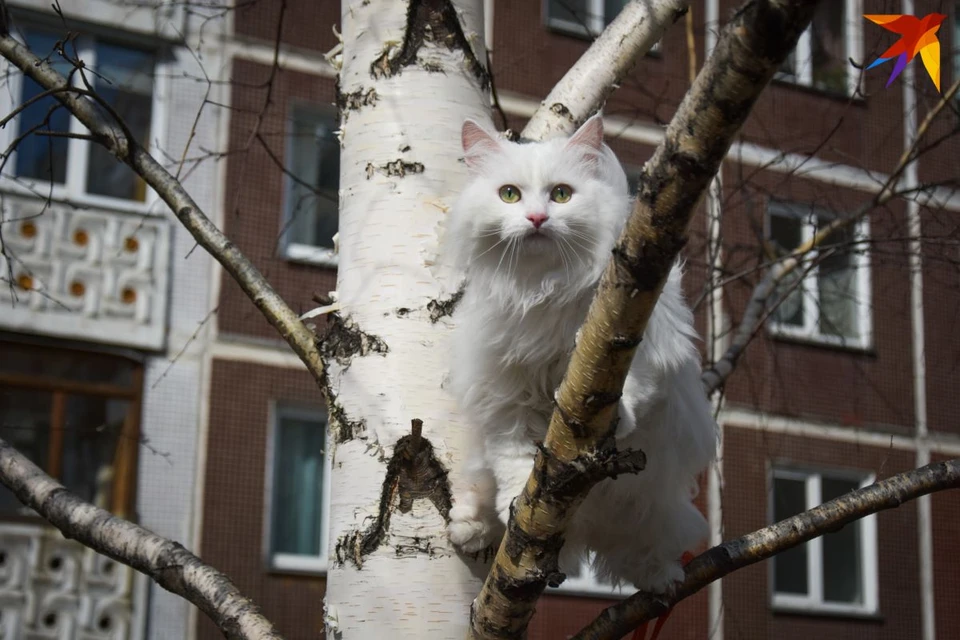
0, 8, 325, 387
468, 2, 822, 638
573, 458, 960, 640
701, 76, 960, 395
521, 0, 690, 140
0, 438, 285, 640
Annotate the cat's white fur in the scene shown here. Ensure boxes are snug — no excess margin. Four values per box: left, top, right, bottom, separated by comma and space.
442, 114, 718, 593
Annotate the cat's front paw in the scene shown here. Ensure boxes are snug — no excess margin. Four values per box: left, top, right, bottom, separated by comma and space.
447, 504, 500, 553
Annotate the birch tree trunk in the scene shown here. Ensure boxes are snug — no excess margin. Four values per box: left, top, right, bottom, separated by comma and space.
324, 1, 491, 637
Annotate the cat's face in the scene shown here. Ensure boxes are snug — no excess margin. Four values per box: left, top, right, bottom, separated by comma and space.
450, 115, 630, 282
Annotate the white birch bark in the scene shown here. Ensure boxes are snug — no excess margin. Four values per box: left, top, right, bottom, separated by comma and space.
521, 0, 690, 141
324, 1, 490, 637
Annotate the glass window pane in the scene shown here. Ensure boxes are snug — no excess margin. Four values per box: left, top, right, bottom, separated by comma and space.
810, 1, 847, 93
0, 389, 52, 514
548, 0, 592, 26
60, 396, 129, 507
769, 213, 805, 327
286, 110, 339, 249
86, 42, 155, 200
15, 28, 72, 183
817, 224, 859, 339
603, 0, 628, 26
821, 477, 863, 603
773, 477, 809, 595
271, 412, 324, 556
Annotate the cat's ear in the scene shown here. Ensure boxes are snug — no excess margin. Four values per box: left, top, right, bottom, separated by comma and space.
462, 119, 501, 169
565, 113, 605, 169
566, 113, 605, 153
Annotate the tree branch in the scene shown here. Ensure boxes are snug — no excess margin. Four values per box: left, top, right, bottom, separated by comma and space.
468, 2, 822, 638
520, 0, 690, 140
0, 9, 325, 387
701, 76, 960, 395
573, 458, 960, 640
0, 438, 285, 640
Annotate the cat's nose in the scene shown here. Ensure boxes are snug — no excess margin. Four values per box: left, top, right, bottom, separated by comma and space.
526, 213, 549, 229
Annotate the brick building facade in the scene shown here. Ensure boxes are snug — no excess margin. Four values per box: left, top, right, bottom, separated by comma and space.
0, 1, 958, 639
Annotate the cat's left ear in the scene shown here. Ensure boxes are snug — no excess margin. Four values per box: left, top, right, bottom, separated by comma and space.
566, 113, 604, 151
565, 113, 605, 167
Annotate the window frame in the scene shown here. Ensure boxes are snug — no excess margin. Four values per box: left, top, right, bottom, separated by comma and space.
278, 103, 340, 268
0, 23, 169, 214
764, 200, 873, 350
263, 402, 332, 575
775, 0, 863, 97
768, 465, 879, 616
0, 338, 143, 520
543, 0, 661, 52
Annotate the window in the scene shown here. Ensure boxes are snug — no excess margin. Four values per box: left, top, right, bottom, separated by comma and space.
765, 201, 871, 349
280, 106, 340, 266
0, 339, 142, 518
770, 467, 878, 615
266, 404, 330, 573
545, 0, 661, 51
9, 26, 158, 203
778, 0, 862, 95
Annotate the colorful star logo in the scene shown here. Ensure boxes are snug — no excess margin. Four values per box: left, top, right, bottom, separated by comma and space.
864, 13, 946, 92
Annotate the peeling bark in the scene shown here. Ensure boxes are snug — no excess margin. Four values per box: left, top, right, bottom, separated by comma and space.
370, 0, 489, 89
319, 312, 389, 369
427, 285, 465, 323
365, 159, 426, 179
336, 420, 453, 569
469, 1, 822, 637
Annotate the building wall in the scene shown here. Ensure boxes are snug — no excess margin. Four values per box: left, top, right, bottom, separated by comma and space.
198, 2, 960, 640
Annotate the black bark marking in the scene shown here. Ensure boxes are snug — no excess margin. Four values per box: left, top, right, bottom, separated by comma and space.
338, 86, 378, 112
334, 419, 453, 569
369, 0, 490, 89
320, 370, 367, 444
365, 159, 425, 179
318, 312, 389, 369
427, 284, 464, 322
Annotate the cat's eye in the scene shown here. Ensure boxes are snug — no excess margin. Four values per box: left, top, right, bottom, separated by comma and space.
550, 184, 573, 203
499, 185, 521, 203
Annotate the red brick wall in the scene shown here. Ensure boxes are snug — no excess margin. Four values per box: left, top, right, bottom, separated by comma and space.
219, 59, 338, 342
722, 425, 922, 640
198, 360, 327, 640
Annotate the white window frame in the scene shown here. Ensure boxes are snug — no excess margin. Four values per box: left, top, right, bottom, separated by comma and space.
776, 0, 863, 96
544, 0, 661, 52
765, 200, 873, 351
279, 103, 340, 268
0, 24, 168, 215
769, 465, 879, 616
263, 402, 332, 575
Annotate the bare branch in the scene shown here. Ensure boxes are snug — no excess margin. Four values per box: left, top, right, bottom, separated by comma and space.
0, 438, 285, 640
573, 458, 960, 640
521, 0, 690, 140
0, 11, 325, 387
701, 77, 960, 395
469, 1, 822, 637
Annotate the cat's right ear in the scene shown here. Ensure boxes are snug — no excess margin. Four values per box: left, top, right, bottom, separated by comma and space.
462, 119, 500, 170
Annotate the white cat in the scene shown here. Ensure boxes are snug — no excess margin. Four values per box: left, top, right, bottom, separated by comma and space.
442, 113, 718, 593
